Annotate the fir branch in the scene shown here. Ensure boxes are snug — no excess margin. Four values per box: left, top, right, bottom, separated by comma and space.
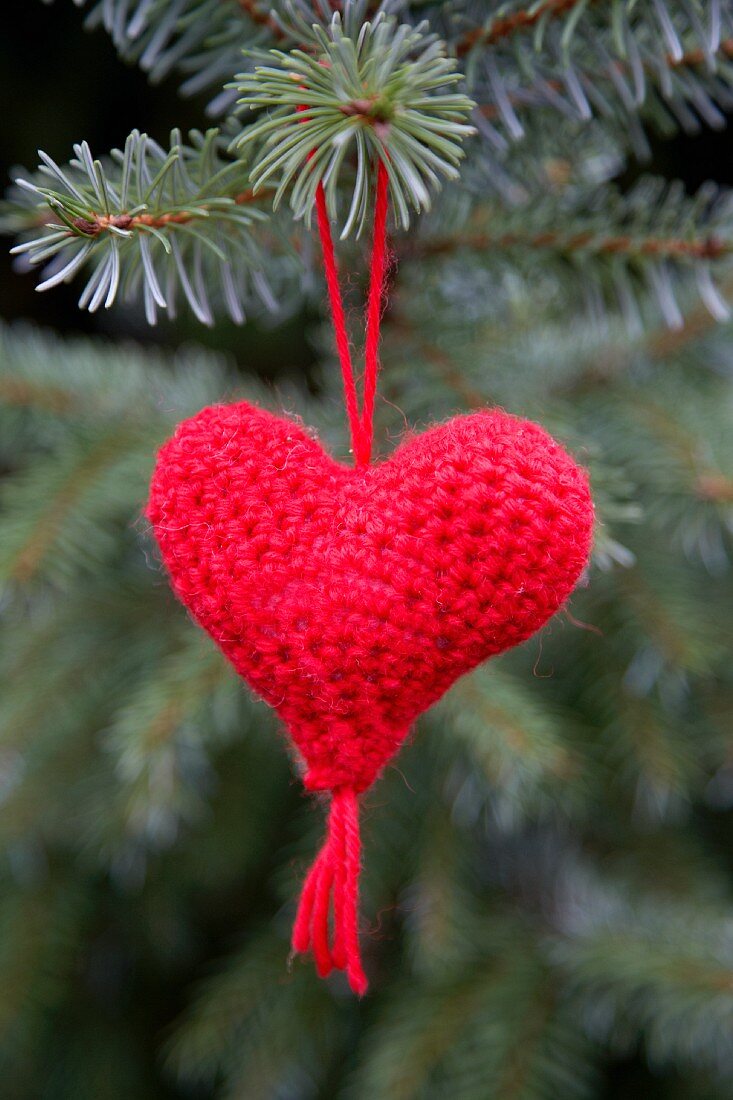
598, 376, 733, 569
235, 12, 475, 235
0, 320, 235, 427
430, 667, 580, 824
405, 178, 733, 328
476, 30, 733, 129
552, 882, 733, 1076
465, 0, 733, 154
350, 931, 600, 1100
6, 129, 284, 324
166, 930, 342, 1092
0, 427, 147, 587
104, 634, 238, 850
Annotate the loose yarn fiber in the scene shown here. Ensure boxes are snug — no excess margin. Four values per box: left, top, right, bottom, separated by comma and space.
147, 400, 594, 992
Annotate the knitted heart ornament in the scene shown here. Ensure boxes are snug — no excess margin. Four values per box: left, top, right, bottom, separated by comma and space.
147, 400, 594, 992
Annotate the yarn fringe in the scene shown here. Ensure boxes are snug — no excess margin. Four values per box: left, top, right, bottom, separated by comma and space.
291, 787, 368, 995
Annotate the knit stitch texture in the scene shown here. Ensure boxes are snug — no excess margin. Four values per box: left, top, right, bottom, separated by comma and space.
147, 403, 594, 795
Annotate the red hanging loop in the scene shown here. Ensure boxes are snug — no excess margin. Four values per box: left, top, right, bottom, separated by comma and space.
314, 159, 391, 466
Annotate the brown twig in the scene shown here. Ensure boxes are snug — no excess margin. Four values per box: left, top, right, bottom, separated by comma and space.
456, 0, 589, 56
70, 188, 267, 238
403, 230, 730, 263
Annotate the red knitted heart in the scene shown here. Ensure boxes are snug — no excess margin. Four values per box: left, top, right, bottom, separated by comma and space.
147, 402, 593, 795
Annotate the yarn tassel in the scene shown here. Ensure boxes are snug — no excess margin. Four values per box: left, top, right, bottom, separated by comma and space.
291, 787, 368, 995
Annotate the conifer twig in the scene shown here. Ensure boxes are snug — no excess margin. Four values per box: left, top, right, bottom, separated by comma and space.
236, 13, 475, 235
68, 189, 267, 238
7, 130, 279, 324
406, 230, 730, 262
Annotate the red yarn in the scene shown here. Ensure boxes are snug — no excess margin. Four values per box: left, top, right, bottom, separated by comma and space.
147, 404, 594, 992
314, 183, 363, 464
361, 161, 390, 466
290, 787, 367, 993
314, 160, 390, 466
305, 155, 391, 986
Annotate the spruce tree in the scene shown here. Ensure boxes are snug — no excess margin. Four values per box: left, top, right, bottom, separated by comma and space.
2, 2, 733, 1097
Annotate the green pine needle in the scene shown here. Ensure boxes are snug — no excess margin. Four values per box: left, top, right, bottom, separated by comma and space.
235, 13, 476, 236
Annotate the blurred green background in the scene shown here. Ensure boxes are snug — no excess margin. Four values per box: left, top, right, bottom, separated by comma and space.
2, 5, 733, 1100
